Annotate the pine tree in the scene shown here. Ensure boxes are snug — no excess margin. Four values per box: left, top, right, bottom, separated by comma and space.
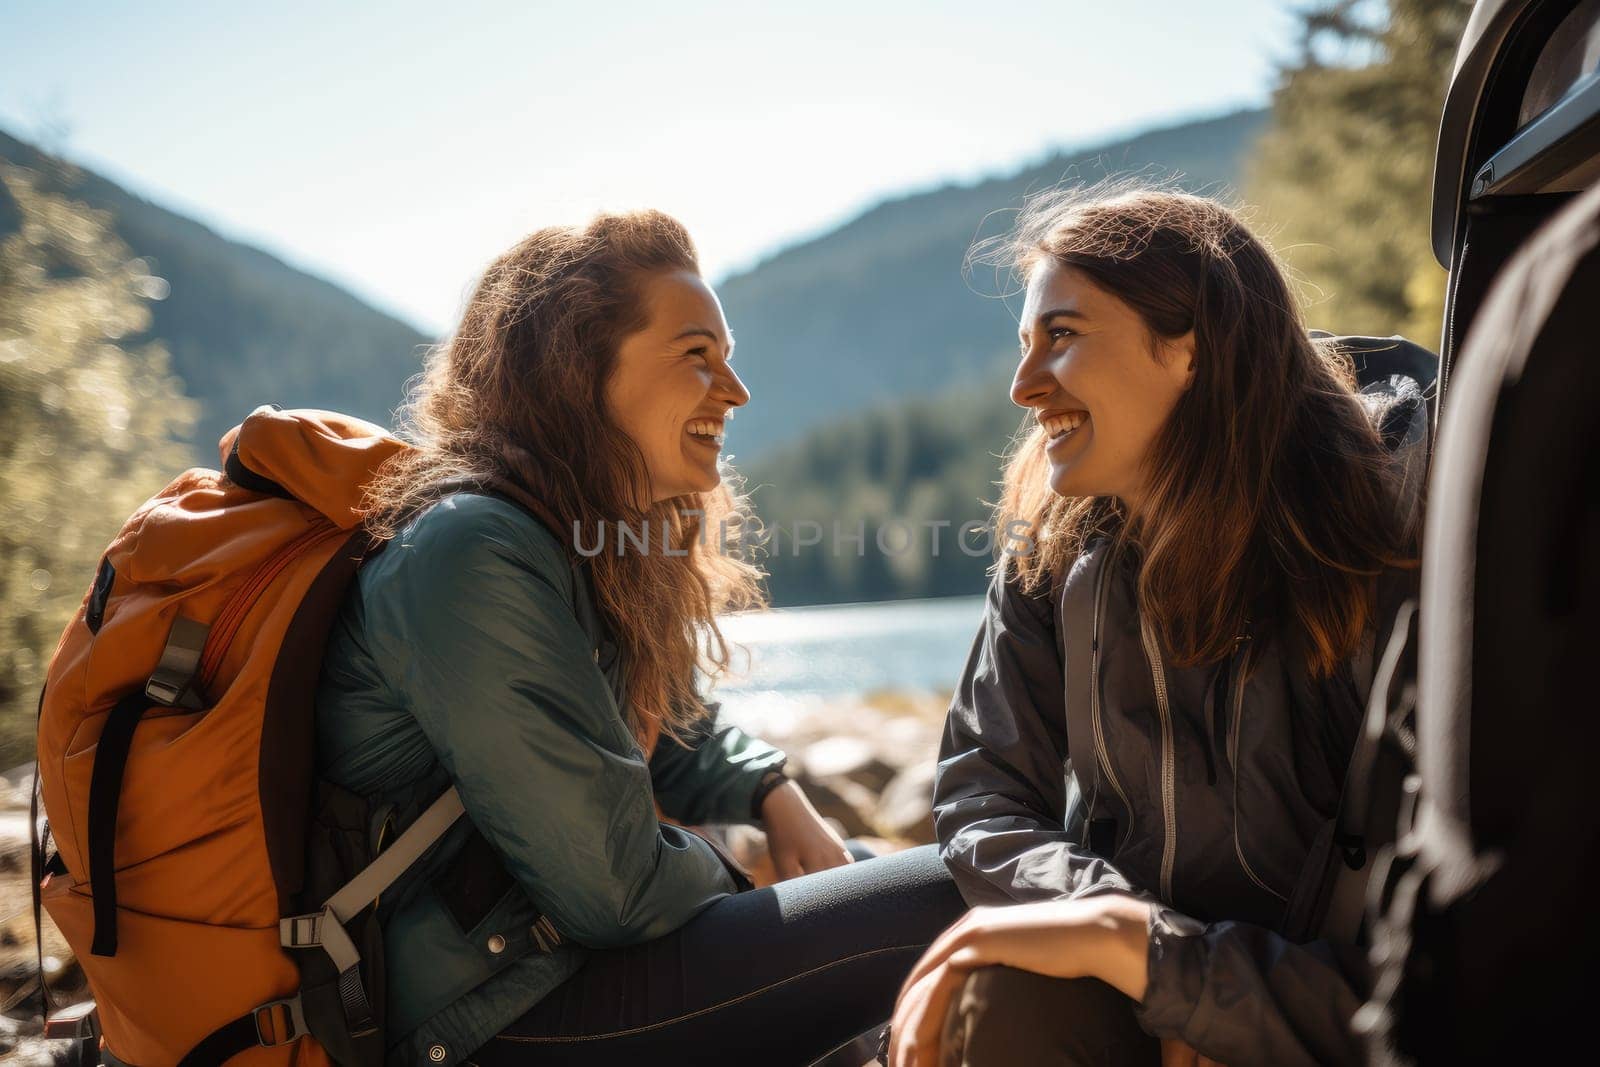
1248, 0, 1474, 345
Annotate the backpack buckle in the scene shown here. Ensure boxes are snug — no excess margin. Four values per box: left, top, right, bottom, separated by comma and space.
281, 907, 362, 972
280, 911, 324, 948
145, 616, 210, 709
252, 994, 307, 1047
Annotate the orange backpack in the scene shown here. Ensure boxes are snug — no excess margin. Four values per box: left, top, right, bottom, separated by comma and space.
33, 406, 480, 1066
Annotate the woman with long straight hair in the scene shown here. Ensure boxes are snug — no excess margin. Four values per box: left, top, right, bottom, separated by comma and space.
890, 188, 1429, 1067
316, 210, 963, 1066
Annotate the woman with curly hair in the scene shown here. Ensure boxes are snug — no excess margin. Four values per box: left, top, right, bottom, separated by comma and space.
316, 210, 963, 1066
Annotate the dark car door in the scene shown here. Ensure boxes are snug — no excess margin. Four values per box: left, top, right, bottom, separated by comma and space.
1433, 0, 1600, 398
1363, 3, 1600, 1063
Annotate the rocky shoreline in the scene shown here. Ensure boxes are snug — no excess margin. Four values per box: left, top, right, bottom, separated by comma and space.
717, 688, 946, 879
0, 769, 85, 1064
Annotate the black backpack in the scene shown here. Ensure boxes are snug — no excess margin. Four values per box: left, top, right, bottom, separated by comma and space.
1277, 333, 1436, 949
1359, 181, 1600, 1064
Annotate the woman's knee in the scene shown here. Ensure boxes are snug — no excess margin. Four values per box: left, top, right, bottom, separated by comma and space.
779, 843, 964, 932
882, 844, 968, 933
940, 967, 1159, 1067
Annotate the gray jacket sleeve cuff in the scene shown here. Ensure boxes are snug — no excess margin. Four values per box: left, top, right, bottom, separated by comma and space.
1133, 905, 1209, 1039
1134, 907, 1368, 1067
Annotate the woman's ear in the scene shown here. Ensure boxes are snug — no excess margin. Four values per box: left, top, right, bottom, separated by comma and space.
1167, 330, 1198, 391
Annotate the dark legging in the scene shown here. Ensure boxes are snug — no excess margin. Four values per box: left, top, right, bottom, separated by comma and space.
467, 844, 964, 1066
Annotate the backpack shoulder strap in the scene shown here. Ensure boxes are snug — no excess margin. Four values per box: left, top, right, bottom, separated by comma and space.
282, 787, 466, 951
325, 788, 465, 924
217, 788, 470, 1067
1295, 597, 1420, 945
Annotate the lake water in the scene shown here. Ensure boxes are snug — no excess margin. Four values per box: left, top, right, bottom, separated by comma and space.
711, 594, 986, 726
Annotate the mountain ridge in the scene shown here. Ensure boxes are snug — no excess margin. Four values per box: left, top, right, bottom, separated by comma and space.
716, 107, 1267, 457
2, 107, 1265, 467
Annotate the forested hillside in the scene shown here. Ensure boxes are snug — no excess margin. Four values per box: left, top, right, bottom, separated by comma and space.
0, 131, 432, 463
0, 164, 194, 761
743, 379, 1023, 606
1247, 0, 1470, 343
719, 109, 1267, 458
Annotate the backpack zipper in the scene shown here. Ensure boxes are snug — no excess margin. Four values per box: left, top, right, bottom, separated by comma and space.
197, 524, 344, 692
1088, 548, 1135, 852
1138, 613, 1178, 902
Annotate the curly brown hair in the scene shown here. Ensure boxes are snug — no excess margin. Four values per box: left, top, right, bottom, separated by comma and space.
362, 210, 764, 741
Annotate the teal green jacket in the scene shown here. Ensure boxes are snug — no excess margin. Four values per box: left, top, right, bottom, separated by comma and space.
314, 493, 787, 1065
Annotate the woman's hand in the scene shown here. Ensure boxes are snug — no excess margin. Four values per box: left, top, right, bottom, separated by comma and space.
760, 779, 854, 880
888, 894, 1154, 1067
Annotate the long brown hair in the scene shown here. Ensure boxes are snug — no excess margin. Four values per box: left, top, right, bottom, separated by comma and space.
987, 187, 1412, 677
363, 210, 764, 740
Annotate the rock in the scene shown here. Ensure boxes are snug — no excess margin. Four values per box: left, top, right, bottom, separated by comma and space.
874, 762, 938, 845
0, 765, 35, 812
799, 737, 896, 792
791, 776, 877, 839
1, 812, 30, 854
717, 825, 778, 888
846, 836, 909, 858
873, 716, 941, 771
862, 688, 949, 721
768, 702, 885, 757
0, 1034, 73, 1066
0, 1006, 41, 1033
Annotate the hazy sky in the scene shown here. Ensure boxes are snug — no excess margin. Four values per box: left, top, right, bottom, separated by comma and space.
1, 0, 1299, 333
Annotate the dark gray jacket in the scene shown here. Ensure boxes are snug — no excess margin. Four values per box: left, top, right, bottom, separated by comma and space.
934, 365, 1429, 1067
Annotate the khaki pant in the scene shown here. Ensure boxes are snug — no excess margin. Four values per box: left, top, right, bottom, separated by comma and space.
939, 967, 1161, 1067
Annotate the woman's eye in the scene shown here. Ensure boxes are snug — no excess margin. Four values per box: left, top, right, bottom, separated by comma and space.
1048, 327, 1075, 342
687, 347, 709, 361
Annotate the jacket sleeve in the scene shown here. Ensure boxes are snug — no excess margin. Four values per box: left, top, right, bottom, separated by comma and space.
364, 495, 739, 949
933, 563, 1150, 906
649, 699, 788, 825
1136, 906, 1369, 1066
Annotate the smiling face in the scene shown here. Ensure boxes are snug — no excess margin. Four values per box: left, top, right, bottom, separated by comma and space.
605, 269, 749, 504
1011, 259, 1195, 512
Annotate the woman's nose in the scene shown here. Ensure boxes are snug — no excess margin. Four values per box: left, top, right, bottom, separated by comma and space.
717, 362, 751, 408
1010, 346, 1053, 410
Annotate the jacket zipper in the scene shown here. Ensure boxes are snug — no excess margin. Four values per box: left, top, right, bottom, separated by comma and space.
1088, 547, 1135, 851
1227, 640, 1287, 902
1138, 613, 1178, 902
